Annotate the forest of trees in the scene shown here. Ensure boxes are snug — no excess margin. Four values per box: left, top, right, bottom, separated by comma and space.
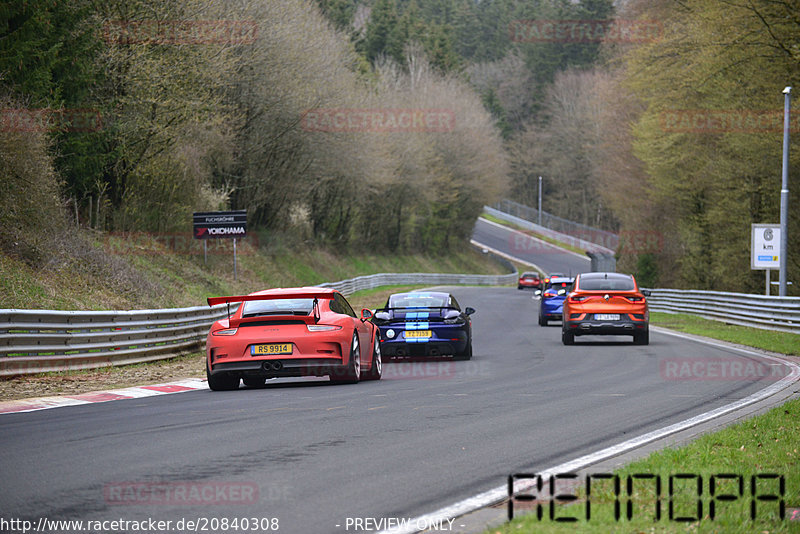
1, 0, 508, 258
325, 0, 799, 292
1, 0, 798, 292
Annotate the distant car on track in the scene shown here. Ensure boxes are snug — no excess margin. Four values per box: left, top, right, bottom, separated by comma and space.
542, 273, 566, 287
371, 291, 475, 360
205, 287, 381, 390
561, 272, 650, 345
518, 271, 542, 290
537, 276, 574, 326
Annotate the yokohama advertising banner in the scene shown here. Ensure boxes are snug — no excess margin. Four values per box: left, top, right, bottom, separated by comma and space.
193, 210, 247, 239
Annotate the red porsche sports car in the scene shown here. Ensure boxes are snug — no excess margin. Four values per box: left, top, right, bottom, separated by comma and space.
205, 287, 381, 390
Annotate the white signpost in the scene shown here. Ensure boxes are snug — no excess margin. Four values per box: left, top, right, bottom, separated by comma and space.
752, 224, 780, 295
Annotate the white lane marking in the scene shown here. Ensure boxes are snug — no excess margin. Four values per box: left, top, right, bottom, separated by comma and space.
378, 331, 800, 534
477, 217, 590, 261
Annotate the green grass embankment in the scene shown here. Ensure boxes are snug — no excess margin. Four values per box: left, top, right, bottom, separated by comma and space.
0, 230, 507, 310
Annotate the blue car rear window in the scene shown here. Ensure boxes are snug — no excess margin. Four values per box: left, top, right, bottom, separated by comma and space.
389, 294, 448, 308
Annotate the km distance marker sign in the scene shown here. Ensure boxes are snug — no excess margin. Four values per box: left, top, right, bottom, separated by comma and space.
751, 224, 780, 270
193, 210, 247, 239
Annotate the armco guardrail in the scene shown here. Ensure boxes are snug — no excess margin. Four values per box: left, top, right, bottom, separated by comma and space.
493, 199, 619, 250
0, 270, 518, 377
647, 289, 800, 334
318, 271, 518, 295
483, 206, 616, 256
0, 304, 234, 377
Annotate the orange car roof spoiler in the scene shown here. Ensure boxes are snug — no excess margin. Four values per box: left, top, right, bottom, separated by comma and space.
207, 291, 335, 307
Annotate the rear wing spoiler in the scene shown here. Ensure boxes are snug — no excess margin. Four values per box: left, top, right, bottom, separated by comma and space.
207, 291, 336, 326
375, 306, 459, 313
207, 291, 335, 307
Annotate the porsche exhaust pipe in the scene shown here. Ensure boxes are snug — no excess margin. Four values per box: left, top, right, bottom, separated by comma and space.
262, 361, 283, 372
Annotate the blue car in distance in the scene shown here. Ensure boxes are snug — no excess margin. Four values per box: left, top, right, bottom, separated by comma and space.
371, 292, 475, 360
537, 276, 574, 326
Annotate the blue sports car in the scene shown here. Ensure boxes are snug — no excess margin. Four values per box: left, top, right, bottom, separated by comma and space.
538, 276, 574, 326
371, 292, 475, 359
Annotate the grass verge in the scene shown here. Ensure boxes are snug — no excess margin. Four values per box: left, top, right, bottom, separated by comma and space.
651, 312, 800, 356
496, 397, 800, 533
489, 315, 799, 533
0, 230, 508, 310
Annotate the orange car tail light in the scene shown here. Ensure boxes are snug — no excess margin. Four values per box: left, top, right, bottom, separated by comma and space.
212, 328, 238, 336
569, 295, 587, 302
307, 325, 342, 332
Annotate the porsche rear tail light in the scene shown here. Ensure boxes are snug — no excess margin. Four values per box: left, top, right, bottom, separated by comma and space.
307, 325, 342, 332
212, 328, 238, 336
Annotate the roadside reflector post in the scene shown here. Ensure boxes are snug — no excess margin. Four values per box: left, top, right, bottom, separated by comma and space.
233, 238, 237, 281
204, 240, 207, 265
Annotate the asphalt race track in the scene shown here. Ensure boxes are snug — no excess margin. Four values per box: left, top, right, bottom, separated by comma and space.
1, 286, 793, 534
471, 218, 590, 275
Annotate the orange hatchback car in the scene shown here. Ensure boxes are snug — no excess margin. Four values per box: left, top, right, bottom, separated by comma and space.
561, 272, 650, 345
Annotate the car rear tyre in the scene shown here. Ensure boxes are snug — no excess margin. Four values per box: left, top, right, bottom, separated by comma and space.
454, 340, 472, 360
242, 376, 266, 388
332, 332, 360, 384
539, 314, 548, 326
562, 330, 574, 345
365, 335, 382, 380
634, 329, 649, 345
207, 362, 240, 391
